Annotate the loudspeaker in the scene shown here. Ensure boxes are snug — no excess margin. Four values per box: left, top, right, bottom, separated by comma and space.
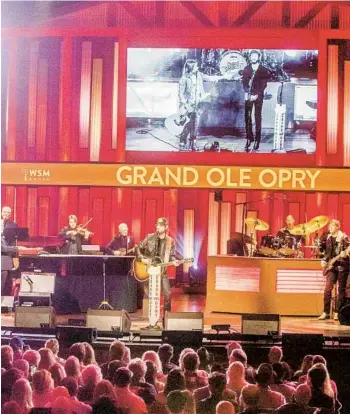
164, 311, 204, 331
86, 309, 131, 332
1, 296, 14, 313
15, 306, 56, 328
214, 190, 223, 202
241, 314, 280, 335
162, 330, 203, 347
282, 333, 324, 361
57, 325, 97, 344
338, 304, 350, 326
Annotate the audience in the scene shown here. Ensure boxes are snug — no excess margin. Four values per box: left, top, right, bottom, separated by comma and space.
38, 348, 56, 371
78, 364, 103, 404
45, 338, 65, 365
50, 363, 67, 387
100, 340, 127, 379
113, 367, 147, 413
93, 379, 116, 404
239, 384, 260, 413
276, 383, 316, 413
13, 359, 30, 379
31, 369, 54, 407
307, 364, 335, 412
61, 376, 92, 413
83, 343, 98, 366
158, 344, 178, 374
268, 346, 283, 364
270, 362, 295, 403
255, 363, 285, 409
10, 378, 34, 413
216, 400, 236, 414
226, 361, 248, 399
9, 337, 26, 361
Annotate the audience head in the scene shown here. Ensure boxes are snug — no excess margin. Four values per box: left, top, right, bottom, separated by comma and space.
2, 401, 21, 414
61, 376, 78, 397
268, 346, 283, 364
226, 341, 242, 358
227, 361, 246, 384
32, 369, 54, 393
9, 336, 25, 357
142, 350, 162, 373
12, 359, 29, 379
216, 400, 236, 414
45, 338, 60, 356
240, 384, 260, 408
1, 368, 24, 398
50, 363, 66, 387
92, 395, 120, 414
167, 390, 188, 414
69, 342, 86, 363
23, 349, 41, 368
81, 364, 102, 387
294, 383, 312, 406
83, 342, 97, 365
229, 348, 248, 366
38, 348, 56, 371
209, 372, 227, 396
123, 346, 131, 364
256, 363, 273, 387
145, 360, 157, 384
197, 347, 212, 370
307, 364, 328, 389
301, 354, 314, 373
211, 363, 226, 374
114, 367, 132, 388
128, 358, 146, 381
183, 351, 200, 372
164, 368, 186, 396
11, 378, 33, 409
179, 348, 195, 370
108, 360, 127, 383
312, 355, 327, 366
272, 362, 284, 383
1, 345, 14, 370
93, 379, 116, 403
51, 385, 70, 400
158, 343, 174, 363
51, 395, 72, 413
64, 355, 81, 379
109, 340, 126, 362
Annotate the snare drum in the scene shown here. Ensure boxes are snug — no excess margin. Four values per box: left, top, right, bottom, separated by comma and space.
259, 235, 277, 256
279, 236, 297, 257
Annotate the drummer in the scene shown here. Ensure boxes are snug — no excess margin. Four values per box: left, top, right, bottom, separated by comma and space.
277, 215, 304, 246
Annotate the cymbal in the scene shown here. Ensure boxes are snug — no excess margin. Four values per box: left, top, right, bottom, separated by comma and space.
230, 232, 257, 245
289, 224, 310, 236
307, 215, 329, 232
245, 217, 269, 231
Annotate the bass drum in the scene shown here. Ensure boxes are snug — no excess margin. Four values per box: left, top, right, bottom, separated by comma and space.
219, 51, 247, 80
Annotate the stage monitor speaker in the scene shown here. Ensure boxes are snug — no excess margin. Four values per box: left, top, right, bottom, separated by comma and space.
86, 309, 131, 333
338, 304, 350, 326
56, 325, 97, 344
241, 313, 280, 335
15, 306, 56, 328
162, 330, 203, 347
282, 333, 324, 362
164, 311, 204, 331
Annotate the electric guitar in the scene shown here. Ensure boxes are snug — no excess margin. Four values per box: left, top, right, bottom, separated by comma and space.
133, 256, 194, 282
322, 246, 350, 276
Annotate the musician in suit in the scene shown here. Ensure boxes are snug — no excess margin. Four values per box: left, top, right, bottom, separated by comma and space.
105, 223, 135, 256
58, 215, 92, 255
242, 50, 270, 150
135, 217, 179, 313
318, 220, 350, 321
1, 206, 18, 245
178, 59, 205, 152
1, 236, 25, 295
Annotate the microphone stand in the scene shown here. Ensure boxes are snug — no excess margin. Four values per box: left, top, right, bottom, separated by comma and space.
98, 257, 113, 310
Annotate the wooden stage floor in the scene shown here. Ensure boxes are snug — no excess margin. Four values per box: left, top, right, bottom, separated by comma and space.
2, 289, 350, 337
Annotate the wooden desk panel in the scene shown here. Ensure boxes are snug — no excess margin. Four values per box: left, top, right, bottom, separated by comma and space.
207, 256, 324, 316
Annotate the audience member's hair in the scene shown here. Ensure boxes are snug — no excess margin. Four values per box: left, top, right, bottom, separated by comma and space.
211, 363, 226, 374
183, 352, 200, 372
301, 355, 314, 373
23, 349, 41, 368
108, 360, 127, 383
114, 367, 132, 388
272, 362, 285, 383
51, 385, 70, 401
226, 341, 242, 358
142, 350, 163, 373
69, 343, 86, 363
216, 400, 236, 414
1, 345, 14, 370
167, 390, 188, 413
128, 358, 146, 381
209, 372, 227, 396
61, 376, 78, 397
9, 337, 25, 353
308, 363, 334, 398
51, 395, 72, 412
197, 347, 212, 371
229, 348, 248, 366
294, 383, 312, 405
2, 401, 22, 414
164, 368, 186, 396
1, 368, 24, 398
158, 343, 174, 363
145, 360, 157, 386
32, 369, 54, 394
64, 355, 81, 379
256, 363, 273, 387
38, 348, 56, 371
49, 363, 66, 387
44, 338, 60, 356
92, 395, 120, 414
281, 361, 294, 382
227, 361, 246, 384
83, 342, 97, 365
240, 384, 260, 408
81, 364, 103, 387
13, 359, 30, 378
312, 355, 327, 366
93, 379, 116, 403
11, 378, 33, 411
123, 347, 131, 364
109, 340, 126, 362
178, 348, 195, 370
268, 346, 283, 364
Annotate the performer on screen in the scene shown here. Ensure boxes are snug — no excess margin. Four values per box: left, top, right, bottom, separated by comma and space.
105, 223, 135, 256
318, 219, 350, 321
135, 217, 179, 314
242, 50, 270, 151
178, 59, 205, 152
1, 206, 18, 245
58, 215, 92, 255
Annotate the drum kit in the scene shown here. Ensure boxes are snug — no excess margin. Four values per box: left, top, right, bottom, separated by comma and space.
240, 215, 330, 258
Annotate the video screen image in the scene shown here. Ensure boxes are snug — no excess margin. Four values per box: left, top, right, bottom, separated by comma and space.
126, 48, 318, 153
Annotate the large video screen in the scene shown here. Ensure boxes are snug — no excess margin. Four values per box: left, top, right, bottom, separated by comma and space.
126, 48, 318, 153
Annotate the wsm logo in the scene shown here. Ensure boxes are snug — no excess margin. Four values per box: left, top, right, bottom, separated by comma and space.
24, 167, 51, 181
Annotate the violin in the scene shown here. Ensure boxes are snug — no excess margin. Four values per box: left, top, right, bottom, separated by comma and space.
67, 218, 94, 239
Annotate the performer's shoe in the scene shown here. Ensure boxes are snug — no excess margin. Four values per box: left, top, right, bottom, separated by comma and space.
317, 312, 330, 320
245, 140, 252, 150
253, 141, 260, 150
179, 143, 186, 151
333, 313, 339, 321
142, 324, 161, 330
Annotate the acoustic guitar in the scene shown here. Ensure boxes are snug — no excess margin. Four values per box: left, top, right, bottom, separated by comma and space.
323, 246, 350, 276
133, 256, 194, 282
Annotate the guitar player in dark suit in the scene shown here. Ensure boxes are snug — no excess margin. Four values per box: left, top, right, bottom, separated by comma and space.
242, 50, 270, 151
105, 223, 135, 256
318, 219, 350, 321
135, 217, 179, 313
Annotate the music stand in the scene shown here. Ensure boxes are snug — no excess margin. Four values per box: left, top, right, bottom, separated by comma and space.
3, 227, 29, 245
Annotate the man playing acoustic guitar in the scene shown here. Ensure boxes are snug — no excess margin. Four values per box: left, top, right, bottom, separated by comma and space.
318, 219, 350, 321
135, 217, 180, 326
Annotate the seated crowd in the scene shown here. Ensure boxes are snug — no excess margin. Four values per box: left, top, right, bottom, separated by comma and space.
1, 337, 342, 414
